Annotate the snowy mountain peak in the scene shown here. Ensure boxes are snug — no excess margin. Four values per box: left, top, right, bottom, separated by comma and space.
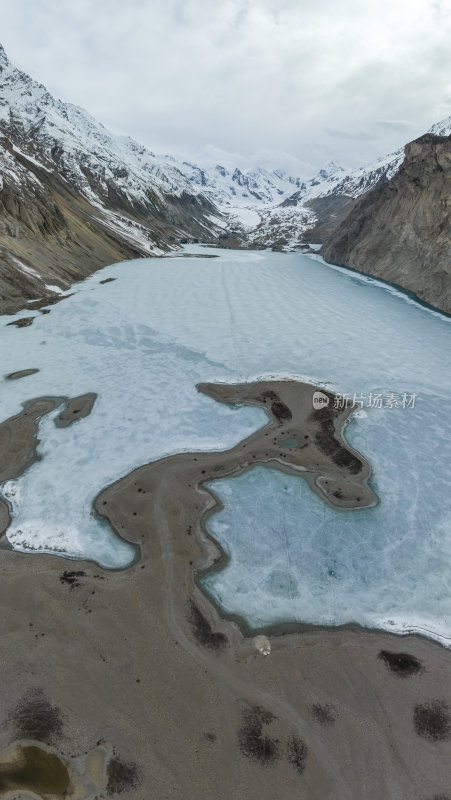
215, 164, 228, 176
428, 115, 451, 137
0, 43, 8, 66
2, 38, 451, 275
0, 45, 219, 210
321, 161, 344, 176
309, 161, 344, 186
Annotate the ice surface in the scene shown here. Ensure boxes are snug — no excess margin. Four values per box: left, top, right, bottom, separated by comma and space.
203, 399, 451, 644
1, 247, 451, 642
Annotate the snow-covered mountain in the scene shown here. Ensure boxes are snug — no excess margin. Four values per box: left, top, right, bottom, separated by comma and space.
321, 131, 451, 313
0, 40, 327, 309
210, 151, 402, 250
0, 43, 223, 236
174, 161, 305, 205
429, 115, 451, 136
0, 42, 228, 311
0, 40, 336, 254
228, 115, 451, 250
1, 38, 451, 312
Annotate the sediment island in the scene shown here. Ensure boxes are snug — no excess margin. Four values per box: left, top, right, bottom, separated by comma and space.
0, 380, 450, 798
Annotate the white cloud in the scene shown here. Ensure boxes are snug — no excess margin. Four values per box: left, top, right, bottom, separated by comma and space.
2, 0, 451, 172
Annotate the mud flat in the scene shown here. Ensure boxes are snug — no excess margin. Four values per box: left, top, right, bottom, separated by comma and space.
5, 368, 39, 380
0, 381, 449, 798
196, 381, 377, 510
55, 393, 97, 427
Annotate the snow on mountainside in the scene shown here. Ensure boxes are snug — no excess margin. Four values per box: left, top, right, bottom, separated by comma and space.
322, 114, 451, 201
232, 116, 451, 251
171, 161, 315, 233
0, 39, 327, 242
0, 39, 335, 263
183, 145, 418, 251
0, 39, 340, 276
0, 42, 227, 312
174, 161, 306, 207
2, 38, 451, 309
175, 160, 351, 246
0, 43, 220, 227
428, 115, 451, 136
320, 150, 403, 199
215, 150, 405, 251
322, 115, 451, 201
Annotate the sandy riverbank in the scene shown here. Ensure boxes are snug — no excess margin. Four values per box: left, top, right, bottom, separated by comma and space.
0, 381, 449, 798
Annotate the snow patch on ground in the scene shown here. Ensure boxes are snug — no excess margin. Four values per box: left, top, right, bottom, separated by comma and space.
228, 207, 261, 229
11, 143, 53, 172
44, 284, 64, 294
16, 262, 41, 278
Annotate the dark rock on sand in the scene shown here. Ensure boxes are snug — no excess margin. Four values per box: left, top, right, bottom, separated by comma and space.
188, 601, 228, 651
238, 706, 280, 765
59, 570, 86, 589
0, 377, 449, 798
310, 703, 336, 725
271, 399, 292, 423
379, 650, 424, 677
106, 754, 142, 795
312, 404, 362, 475
6, 316, 35, 327
413, 700, 451, 742
286, 734, 308, 775
8, 688, 63, 744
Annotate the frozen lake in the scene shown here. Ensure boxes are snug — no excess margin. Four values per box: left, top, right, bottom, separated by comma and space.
1, 246, 451, 644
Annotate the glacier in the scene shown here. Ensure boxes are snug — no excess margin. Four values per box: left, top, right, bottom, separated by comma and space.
0, 247, 450, 644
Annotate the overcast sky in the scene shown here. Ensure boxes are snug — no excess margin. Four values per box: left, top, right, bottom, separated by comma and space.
2, 0, 451, 174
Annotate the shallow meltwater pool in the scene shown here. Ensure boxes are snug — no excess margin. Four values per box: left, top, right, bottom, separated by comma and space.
0, 745, 71, 797
279, 438, 299, 448
1, 246, 451, 645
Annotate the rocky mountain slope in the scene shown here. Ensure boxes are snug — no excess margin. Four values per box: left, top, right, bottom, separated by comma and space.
321, 133, 451, 314
217, 151, 408, 250
230, 117, 451, 254
1, 41, 414, 313
0, 43, 224, 313
2, 40, 451, 315
0, 135, 151, 313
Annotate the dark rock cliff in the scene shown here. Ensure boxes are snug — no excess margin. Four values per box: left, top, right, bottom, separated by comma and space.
321, 134, 451, 314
